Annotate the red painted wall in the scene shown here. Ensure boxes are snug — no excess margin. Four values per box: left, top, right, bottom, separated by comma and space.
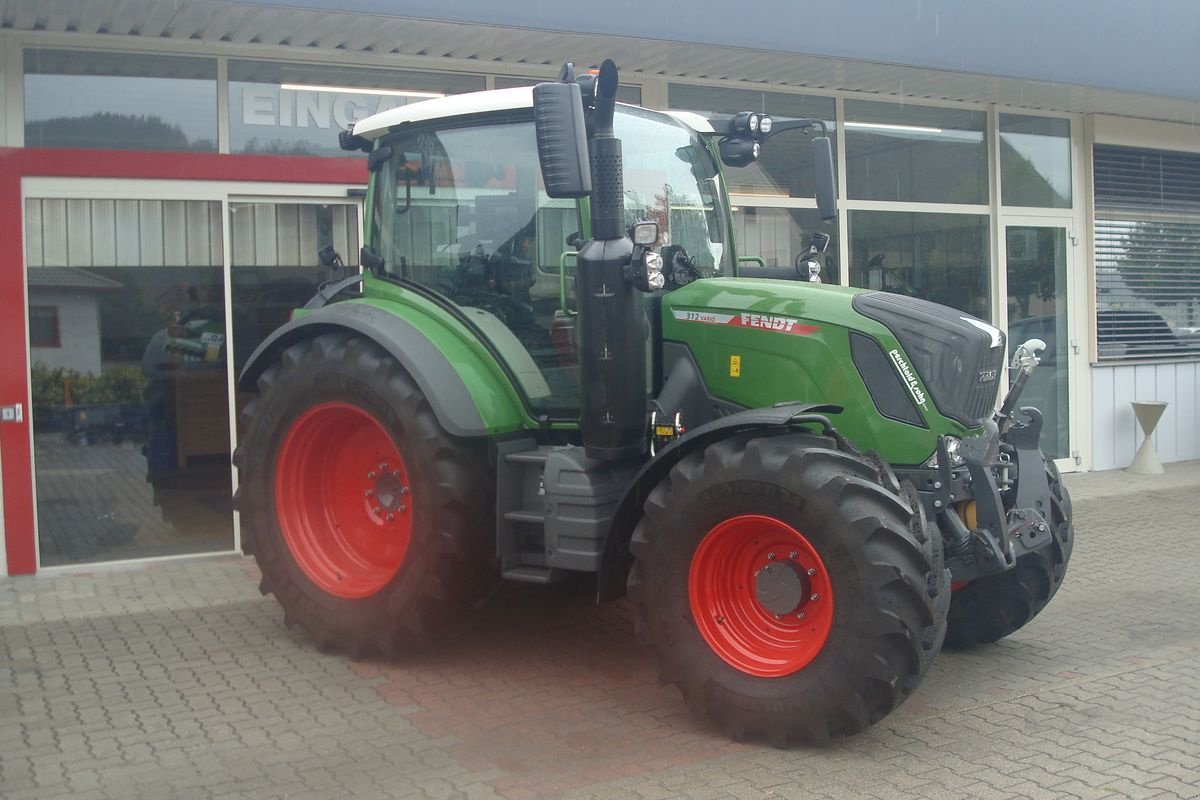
0, 147, 364, 575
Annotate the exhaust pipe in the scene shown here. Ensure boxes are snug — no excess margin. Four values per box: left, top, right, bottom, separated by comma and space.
575, 60, 646, 460
534, 60, 647, 461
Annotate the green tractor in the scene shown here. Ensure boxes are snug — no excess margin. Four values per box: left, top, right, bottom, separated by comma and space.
234, 61, 1073, 744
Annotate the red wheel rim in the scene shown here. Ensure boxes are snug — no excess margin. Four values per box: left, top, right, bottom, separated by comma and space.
274, 402, 413, 599
689, 515, 834, 677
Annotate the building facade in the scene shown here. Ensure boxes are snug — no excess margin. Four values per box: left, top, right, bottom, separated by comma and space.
1, 0, 1198, 575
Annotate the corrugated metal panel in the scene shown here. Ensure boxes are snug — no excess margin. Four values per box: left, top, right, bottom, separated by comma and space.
1090, 361, 1200, 470
24, 199, 43, 268
90, 199, 117, 267
24, 198, 222, 267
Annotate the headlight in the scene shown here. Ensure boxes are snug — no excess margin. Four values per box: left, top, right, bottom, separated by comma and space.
749, 113, 760, 132
923, 436, 965, 469
759, 115, 773, 134
644, 251, 666, 290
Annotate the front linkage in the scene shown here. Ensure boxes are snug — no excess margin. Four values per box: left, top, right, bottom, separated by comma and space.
898, 339, 1073, 636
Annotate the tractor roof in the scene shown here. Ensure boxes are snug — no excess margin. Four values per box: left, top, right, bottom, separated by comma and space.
350, 85, 715, 141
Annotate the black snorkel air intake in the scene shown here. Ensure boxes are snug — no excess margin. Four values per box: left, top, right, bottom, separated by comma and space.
533, 60, 646, 460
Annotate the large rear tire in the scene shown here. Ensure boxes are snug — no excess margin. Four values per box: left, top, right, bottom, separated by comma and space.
628, 433, 949, 746
945, 455, 1073, 648
235, 333, 493, 657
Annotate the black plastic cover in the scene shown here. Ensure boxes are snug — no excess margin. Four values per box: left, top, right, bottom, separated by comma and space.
532, 82, 592, 199
849, 332, 926, 427
852, 292, 1005, 427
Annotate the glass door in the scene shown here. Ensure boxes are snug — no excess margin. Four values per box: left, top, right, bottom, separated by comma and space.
227, 198, 362, 440
25, 197, 235, 566
1003, 220, 1077, 464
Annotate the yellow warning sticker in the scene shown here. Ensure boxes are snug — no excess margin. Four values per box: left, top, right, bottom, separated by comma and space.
730, 354, 741, 377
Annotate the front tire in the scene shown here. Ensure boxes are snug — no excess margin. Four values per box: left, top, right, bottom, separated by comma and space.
945, 456, 1073, 648
235, 333, 493, 657
628, 433, 948, 745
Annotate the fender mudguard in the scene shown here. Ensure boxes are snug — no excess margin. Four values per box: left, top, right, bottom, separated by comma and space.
595, 402, 843, 601
238, 302, 523, 437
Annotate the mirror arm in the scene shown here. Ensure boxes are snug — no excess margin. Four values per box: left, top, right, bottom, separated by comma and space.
760, 118, 828, 142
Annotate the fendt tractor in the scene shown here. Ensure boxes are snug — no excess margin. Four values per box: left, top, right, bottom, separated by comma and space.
234, 61, 1073, 745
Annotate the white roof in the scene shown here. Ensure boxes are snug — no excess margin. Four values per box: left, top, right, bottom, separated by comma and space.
352, 86, 534, 140
351, 85, 713, 140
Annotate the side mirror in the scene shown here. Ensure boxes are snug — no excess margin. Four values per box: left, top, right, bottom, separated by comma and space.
812, 136, 836, 221
533, 82, 592, 199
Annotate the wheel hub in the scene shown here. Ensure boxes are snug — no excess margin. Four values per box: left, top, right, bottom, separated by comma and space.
754, 560, 810, 616
370, 465, 409, 514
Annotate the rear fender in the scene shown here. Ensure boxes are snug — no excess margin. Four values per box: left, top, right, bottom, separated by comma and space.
238, 302, 527, 437
595, 402, 843, 601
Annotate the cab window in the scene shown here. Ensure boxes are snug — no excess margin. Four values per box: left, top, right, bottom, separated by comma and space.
371, 118, 580, 412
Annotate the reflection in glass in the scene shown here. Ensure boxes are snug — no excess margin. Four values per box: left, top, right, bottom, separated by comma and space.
849, 211, 991, 321
669, 84, 836, 199
229, 60, 483, 157
1000, 115, 1072, 208
845, 100, 988, 204
25, 198, 233, 565
230, 202, 361, 428
495, 76, 642, 105
24, 49, 217, 152
1006, 226, 1069, 458
733, 207, 839, 284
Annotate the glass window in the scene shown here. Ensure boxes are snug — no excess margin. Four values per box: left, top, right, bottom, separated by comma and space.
25, 197, 233, 566
733, 207, 839, 284
845, 100, 988, 204
29, 306, 61, 348
24, 49, 217, 151
229, 202, 361, 380
229, 60, 484, 157
1006, 225, 1070, 457
849, 211, 991, 321
669, 84, 836, 199
372, 116, 579, 410
495, 76, 642, 105
1000, 114, 1072, 208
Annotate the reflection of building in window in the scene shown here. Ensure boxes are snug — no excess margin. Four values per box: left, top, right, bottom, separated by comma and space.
27, 268, 123, 372
28, 306, 60, 348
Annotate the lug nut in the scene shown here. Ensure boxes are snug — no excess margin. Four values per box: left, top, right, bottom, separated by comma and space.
398, 504, 407, 513
392, 470, 401, 478
400, 486, 410, 496
810, 593, 820, 602
807, 568, 817, 577
379, 463, 388, 471
789, 551, 798, 559
797, 612, 806, 620
386, 513, 395, 522
368, 471, 377, 479
373, 506, 382, 515
364, 489, 373, 497
767, 552, 776, 560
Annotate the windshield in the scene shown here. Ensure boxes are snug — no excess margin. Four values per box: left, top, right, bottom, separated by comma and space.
368, 106, 731, 283
613, 106, 731, 276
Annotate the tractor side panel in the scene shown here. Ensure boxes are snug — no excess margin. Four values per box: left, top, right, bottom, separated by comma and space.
661, 278, 974, 465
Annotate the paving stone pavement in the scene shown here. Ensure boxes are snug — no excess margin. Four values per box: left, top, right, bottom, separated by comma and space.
2, 462, 1199, 800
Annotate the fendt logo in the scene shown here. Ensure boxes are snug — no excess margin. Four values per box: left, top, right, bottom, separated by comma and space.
739, 313, 801, 333
671, 309, 819, 337
888, 349, 928, 408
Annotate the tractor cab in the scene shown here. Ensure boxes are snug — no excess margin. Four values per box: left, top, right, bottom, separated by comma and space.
351, 88, 738, 414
